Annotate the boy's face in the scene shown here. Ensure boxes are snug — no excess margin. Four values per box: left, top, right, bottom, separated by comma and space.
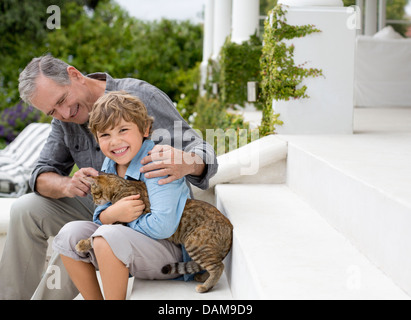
97, 119, 149, 171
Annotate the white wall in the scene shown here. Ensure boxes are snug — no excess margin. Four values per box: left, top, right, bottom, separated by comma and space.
274, 6, 356, 134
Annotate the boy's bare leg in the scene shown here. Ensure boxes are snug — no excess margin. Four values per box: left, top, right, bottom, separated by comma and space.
60, 254, 103, 300
93, 236, 129, 300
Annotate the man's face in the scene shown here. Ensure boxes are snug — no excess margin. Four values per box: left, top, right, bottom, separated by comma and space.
30, 68, 95, 124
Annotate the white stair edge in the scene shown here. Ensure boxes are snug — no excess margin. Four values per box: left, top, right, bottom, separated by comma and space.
129, 271, 232, 300
285, 139, 411, 296
192, 134, 288, 204
216, 184, 410, 300
0, 198, 16, 235
206, 134, 287, 188
74, 271, 233, 300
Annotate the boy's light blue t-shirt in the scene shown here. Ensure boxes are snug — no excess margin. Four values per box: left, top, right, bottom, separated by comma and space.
93, 139, 194, 281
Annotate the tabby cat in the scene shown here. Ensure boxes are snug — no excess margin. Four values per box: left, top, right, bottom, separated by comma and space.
76, 173, 233, 293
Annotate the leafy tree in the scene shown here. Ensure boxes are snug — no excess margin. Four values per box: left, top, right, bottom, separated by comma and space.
0, 0, 203, 145
260, 0, 277, 15
0, 0, 108, 109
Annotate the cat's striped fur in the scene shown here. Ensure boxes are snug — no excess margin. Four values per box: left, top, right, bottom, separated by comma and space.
77, 173, 233, 293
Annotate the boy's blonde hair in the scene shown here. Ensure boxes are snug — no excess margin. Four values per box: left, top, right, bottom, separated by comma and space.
89, 91, 154, 141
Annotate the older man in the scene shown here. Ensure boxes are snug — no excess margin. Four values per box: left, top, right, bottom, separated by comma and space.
0, 55, 217, 299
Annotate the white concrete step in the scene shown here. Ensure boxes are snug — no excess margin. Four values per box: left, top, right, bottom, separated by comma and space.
215, 184, 409, 300
0, 198, 16, 235
74, 270, 232, 300
0, 198, 17, 256
282, 134, 411, 296
129, 272, 232, 300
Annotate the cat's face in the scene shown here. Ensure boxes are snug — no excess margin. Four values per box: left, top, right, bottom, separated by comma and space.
86, 175, 112, 205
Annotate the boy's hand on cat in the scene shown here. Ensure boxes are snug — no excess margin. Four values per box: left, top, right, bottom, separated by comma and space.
66, 167, 99, 198
140, 145, 205, 185
101, 194, 145, 224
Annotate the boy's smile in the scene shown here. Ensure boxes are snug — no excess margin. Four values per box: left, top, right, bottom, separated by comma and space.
111, 146, 129, 156
97, 119, 149, 176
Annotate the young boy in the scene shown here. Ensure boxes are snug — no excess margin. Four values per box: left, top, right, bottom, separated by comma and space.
53, 91, 191, 299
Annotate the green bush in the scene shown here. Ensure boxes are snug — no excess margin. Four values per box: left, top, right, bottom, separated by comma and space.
0, 0, 203, 145
259, 4, 323, 136
219, 35, 263, 108
191, 96, 255, 155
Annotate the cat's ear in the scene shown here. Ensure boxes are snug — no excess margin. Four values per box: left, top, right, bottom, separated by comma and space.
84, 176, 97, 185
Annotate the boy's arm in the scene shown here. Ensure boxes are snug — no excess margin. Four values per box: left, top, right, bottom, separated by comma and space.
95, 195, 145, 225
127, 176, 189, 240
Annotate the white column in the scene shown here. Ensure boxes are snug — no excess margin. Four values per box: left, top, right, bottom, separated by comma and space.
231, 0, 260, 44
212, 0, 232, 60
200, 0, 215, 96
202, 0, 215, 64
356, 0, 364, 34
378, 0, 386, 31
364, 0, 377, 35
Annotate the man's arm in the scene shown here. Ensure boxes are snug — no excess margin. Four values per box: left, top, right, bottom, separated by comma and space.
140, 145, 206, 185
143, 90, 218, 189
35, 172, 72, 199
36, 168, 98, 199
30, 120, 99, 199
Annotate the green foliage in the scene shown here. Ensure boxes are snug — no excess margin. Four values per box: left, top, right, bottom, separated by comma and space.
0, 0, 203, 145
259, 4, 323, 136
176, 63, 202, 121
191, 96, 255, 155
45, 1, 203, 102
219, 35, 263, 108
386, 0, 409, 36
186, 34, 262, 154
342, 0, 356, 6
260, 0, 277, 15
0, 0, 105, 109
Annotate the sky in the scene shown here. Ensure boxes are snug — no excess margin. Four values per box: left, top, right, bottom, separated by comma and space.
116, 0, 411, 23
115, 0, 206, 23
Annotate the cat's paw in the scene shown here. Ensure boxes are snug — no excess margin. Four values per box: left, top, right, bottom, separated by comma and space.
196, 284, 212, 293
75, 238, 92, 253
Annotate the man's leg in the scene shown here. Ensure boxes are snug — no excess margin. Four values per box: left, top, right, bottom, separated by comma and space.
0, 193, 94, 300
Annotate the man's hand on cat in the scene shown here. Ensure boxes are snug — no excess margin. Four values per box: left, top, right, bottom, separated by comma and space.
140, 145, 205, 185
66, 167, 99, 198
100, 194, 145, 224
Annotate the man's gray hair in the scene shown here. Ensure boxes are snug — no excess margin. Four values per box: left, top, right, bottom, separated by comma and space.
18, 55, 71, 105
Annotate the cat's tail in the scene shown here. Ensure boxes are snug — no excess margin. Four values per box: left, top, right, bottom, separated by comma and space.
161, 261, 203, 275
